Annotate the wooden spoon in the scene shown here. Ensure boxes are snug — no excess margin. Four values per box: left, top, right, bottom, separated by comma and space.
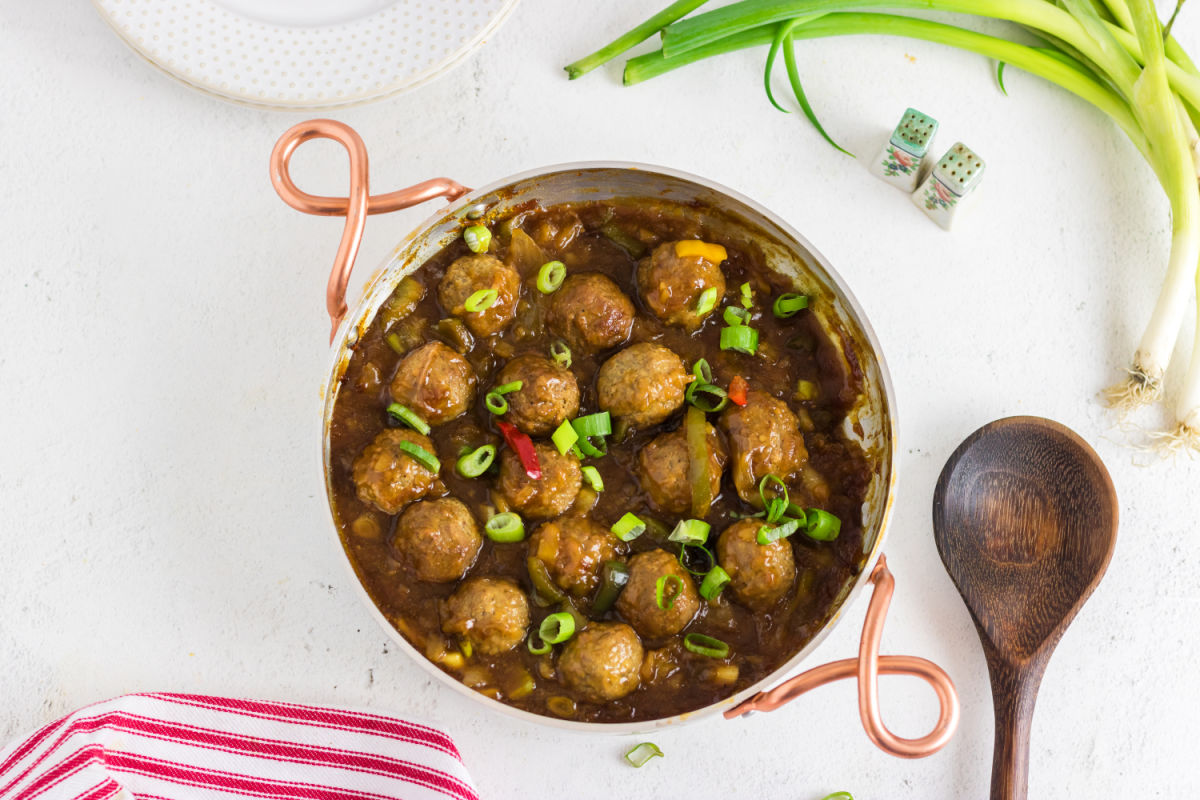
932, 417, 1117, 800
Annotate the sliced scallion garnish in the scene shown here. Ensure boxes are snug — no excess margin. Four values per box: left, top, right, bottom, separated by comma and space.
655, 574, 684, 609
572, 411, 612, 437
723, 305, 749, 327
611, 512, 646, 542
685, 380, 728, 412
386, 403, 430, 435
537, 260, 566, 293
550, 339, 572, 368
464, 288, 499, 313
668, 518, 710, 545
538, 612, 576, 644
683, 632, 729, 659
691, 358, 713, 384
551, 419, 580, 455
805, 508, 842, 541
456, 444, 496, 477
699, 565, 730, 600
581, 465, 605, 492
773, 293, 810, 318
527, 633, 551, 655
485, 512, 526, 543
740, 282, 753, 309
396, 440, 440, 473
720, 325, 758, 355
757, 518, 801, 545
623, 742, 664, 769
484, 380, 523, 415
694, 286, 718, 314
463, 225, 491, 253
677, 543, 714, 577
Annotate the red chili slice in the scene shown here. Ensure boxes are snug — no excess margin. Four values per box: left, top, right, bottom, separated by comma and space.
497, 420, 542, 480
728, 375, 749, 406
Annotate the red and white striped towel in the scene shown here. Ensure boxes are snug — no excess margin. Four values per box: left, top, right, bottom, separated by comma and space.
0, 693, 479, 800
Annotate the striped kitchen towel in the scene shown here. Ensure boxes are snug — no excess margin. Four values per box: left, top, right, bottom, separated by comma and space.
0, 693, 479, 800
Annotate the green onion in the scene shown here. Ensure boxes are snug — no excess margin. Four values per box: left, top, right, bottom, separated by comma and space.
699, 565, 731, 600
456, 444, 496, 477
819, 794, 854, 800
685, 380, 729, 412
655, 574, 684, 609
611, 512, 646, 542
677, 543, 714, 576
552, 419, 580, 455
576, 435, 608, 458
572, 412, 612, 437
740, 282, 754, 309
385, 403, 430, 435
484, 380, 522, 415
757, 518, 801, 545
805, 508, 842, 541
773, 292, 809, 317
683, 632, 730, 658
527, 633, 552, 655
723, 306, 749, 326
695, 286, 719, 314
581, 465, 605, 491
623, 741, 665, 768
396, 440, 440, 473
668, 518, 711, 545
537, 261, 566, 294
758, 474, 788, 506
485, 512, 526, 543
765, 497, 789, 523
464, 288, 499, 313
564, 0, 710, 79
692, 358, 713, 384
550, 339, 572, 368
720, 325, 759, 354
539, 611, 576, 644
592, 560, 631, 614
463, 225, 491, 253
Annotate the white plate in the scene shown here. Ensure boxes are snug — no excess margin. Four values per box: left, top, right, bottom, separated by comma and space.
93, 0, 519, 109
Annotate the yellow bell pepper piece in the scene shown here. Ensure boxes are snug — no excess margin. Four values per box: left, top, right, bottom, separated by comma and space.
674, 240, 728, 262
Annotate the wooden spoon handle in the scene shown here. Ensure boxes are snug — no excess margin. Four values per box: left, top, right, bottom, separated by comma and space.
986, 656, 1045, 800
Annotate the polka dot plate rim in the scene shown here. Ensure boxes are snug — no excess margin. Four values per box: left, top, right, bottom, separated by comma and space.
92, 0, 520, 110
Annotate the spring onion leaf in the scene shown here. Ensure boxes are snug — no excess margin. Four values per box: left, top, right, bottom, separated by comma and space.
683, 632, 730, 658
464, 288, 498, 312
740, 282, 754, 308
485, 512, 525, 543
723, 305, 749, 326
581, 465, 605, 491
572, 412, 612, 437
678, 543, 715, 576
655, 574, 684, 609
692, 358, 713, 384
699, 565, 731, 600
757, 517, 802, 544
386, 403, 431, 435
668, 518, 711, 544
996, 60, 1008, 95
538, 612, 576, 644
552, 420, 580, 455
456, 444, 496, 477
695, 286, 719, 314
611, 512, 646, 542
396, 440, 440, 473
720, 325, 759, 354
804, 508, 842, 541
563, 0, 710, 79
773, 293, 809, 317
623, 742, 665, 768
685, 380, 729, 412
527, 633, 552, 655
550, 339, 572, 368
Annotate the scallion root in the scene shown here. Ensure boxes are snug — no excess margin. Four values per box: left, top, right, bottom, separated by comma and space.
1103, 367, 1164, 413
1147, 421, 1200, 457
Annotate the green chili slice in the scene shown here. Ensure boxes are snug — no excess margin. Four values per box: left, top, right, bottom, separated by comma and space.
463, 225, 492, 253
537, 261, 566, 293
591, 560, 630, 615
485, 512, 525, 543
683, 632, 730, 659
456, 444, 496, 477
655, 574, 684, 609
539, 612, 576, 644
464, 288, 498, 312
386, 403, 431, 435
396, 440, 440, 473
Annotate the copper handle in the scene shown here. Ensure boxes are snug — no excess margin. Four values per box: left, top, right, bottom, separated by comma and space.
725, 554, 960, 759
269, 119, 471, 343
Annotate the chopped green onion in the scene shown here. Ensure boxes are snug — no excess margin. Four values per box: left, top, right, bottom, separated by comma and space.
581, 465, 604, 492
549, 339, 572, 368
757, 518, 801, 545
720, 325, 758, 355
611, 512, 646, 542
551, 419, 579, 455
576, 435, 608, 458
683, 633, 729, 659
456, 444, 496, 477
493, 381, 523, 394
396, 440, 440, 473
740, 282, 754, 309
655, 574, 684, 609
694, 286, 719, 314
485, 512, 525, 543
773, 293, 809, 318
539, 612, 576, 644
463, 225, 491, 253
527, 633, 551, 655
691, 358, 713, 384
537, 261, 566, 294
766, 498, 789, 523
385, 332, 406, 355
699, 565, 731, 600
758, 474, 788, 508
805, 508, 842, 542
677, 543, 714, 577
386, 403, 431, 435
623, 742, 664, 769
484, 392, 508, 415
723, 306, 749, 326
464, 288, 498, 313
571, 412, 612, 437
592, 560, 631, 615
668, 518, 711, 545
685, 380, 729, 412
819, 794, 854, 800
796, 379, 819, 401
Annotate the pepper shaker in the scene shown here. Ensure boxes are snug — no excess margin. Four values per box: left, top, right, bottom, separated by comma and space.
870, 108, 939, 192
913, 142, 986, 230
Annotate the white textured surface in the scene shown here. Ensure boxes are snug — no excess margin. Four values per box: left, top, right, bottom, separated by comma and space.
2, 2, 1200, 798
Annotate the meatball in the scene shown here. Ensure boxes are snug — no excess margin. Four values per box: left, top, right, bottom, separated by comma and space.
528, 517, 620, 596
597, 343, 691, 429
716, 520, 797, 611
392, 498, 482, 583
637, 423, 728, 514
438, 253, 520, 337
719, 390, 809, 505
559, 622, 643, 702
637, 240, 727, 330
495, 443, 581, 519
547, 273, 634, 352
616, 549, 700, 639
441, 577, 530, 656
496, 354, 580, 437
351, 428, 442, 515
389, 341, 476, 426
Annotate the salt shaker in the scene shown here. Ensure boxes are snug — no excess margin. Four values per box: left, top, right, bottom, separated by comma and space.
912, 142, 986, 230
870, 108, 939, 192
